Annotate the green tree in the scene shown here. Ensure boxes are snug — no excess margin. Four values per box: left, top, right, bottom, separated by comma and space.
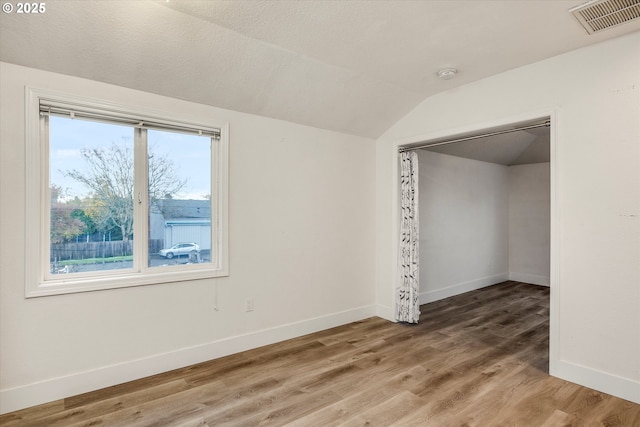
70, 206, 97, 236
50, 185, 85, 243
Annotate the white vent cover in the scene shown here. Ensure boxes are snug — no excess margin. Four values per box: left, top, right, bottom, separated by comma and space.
570, 0, 640, 34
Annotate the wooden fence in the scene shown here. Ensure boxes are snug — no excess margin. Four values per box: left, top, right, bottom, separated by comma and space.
51, 239, 164, 261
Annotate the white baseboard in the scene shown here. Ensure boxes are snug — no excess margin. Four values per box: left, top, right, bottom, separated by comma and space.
375, 304, 395, 322
0, 304, 378, 415
509, 272, 550, 286
419, 273, 509, 305
552, 360, 640, 404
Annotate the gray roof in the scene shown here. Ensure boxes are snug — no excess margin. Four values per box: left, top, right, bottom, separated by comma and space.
155, 199, 211, 220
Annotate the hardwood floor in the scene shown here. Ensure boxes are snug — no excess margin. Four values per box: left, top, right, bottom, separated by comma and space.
2, 281, 639, 426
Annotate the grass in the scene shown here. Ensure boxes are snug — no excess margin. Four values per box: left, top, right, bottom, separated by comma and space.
57, 255, 133, 266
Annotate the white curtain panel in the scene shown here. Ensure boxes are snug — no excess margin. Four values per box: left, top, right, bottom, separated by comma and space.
396, 150, 420, 323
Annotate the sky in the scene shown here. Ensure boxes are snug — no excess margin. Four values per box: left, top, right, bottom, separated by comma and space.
50, 116, 212, 202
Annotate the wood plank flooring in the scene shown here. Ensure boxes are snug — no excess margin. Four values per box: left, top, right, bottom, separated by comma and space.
2, 281, 639, 426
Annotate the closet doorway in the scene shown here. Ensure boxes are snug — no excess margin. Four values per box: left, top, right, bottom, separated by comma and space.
401, 116, 554, 369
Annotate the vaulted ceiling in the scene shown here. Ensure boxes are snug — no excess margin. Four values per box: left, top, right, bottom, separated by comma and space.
1, 0, 639, 138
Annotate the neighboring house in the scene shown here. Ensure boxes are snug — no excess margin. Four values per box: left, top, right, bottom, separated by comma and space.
150, 199, 211, 251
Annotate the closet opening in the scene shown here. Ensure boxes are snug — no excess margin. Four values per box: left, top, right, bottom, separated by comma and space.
398, 116, 554, 373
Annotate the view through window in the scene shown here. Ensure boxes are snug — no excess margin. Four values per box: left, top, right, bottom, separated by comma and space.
48, 116, 214, 276
147, 129, 212, 268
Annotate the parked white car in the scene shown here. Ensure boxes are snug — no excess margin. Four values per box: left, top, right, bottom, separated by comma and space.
159, 243, 200, 259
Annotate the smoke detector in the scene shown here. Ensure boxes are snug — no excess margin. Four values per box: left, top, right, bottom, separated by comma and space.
437, 68, 457, 80
570, 0, 640, 34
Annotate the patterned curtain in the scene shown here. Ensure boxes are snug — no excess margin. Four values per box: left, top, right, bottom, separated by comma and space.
396, 150, 420, 323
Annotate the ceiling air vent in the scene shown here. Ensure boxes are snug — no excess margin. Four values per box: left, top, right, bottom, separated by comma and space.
570, 0, 640, 34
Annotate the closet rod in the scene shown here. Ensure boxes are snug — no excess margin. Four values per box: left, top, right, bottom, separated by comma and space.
398, 120, 550, 153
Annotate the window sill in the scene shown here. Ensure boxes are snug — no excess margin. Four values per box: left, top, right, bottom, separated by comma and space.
26, 267, 229, 298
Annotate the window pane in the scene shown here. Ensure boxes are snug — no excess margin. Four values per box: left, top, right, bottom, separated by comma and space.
147, 130, 212, 267
49, 116, 135, 274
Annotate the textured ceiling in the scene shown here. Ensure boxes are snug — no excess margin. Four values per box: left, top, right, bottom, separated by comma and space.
1, 0, 639, 138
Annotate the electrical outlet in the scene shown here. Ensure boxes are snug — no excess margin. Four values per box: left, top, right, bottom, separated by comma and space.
244, 298, 254, 312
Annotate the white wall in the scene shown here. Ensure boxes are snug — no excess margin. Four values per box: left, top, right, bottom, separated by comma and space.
375, 32, 640, 403
0, 62, 377, 413
418, 150, 509, 303
509, 163, 550, 286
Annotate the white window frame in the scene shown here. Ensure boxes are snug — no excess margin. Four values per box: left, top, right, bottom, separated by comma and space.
25, 87, 229, 297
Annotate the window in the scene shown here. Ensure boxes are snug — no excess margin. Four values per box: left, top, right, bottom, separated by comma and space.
26, 88, 229, 297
